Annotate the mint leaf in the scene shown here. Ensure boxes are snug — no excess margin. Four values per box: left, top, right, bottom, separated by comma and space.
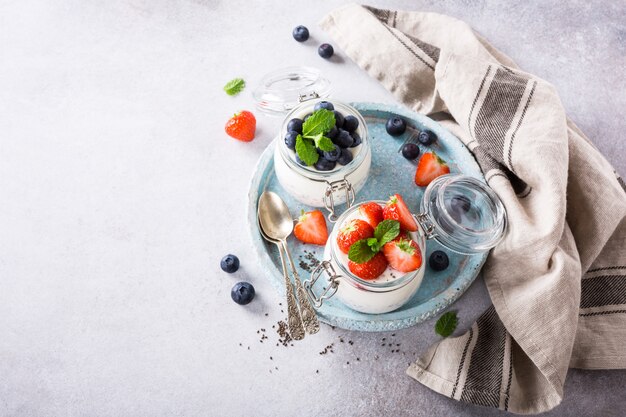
302, 109, 335, 137
348, 239, 377, 264
435, 311, 458, 337
223, 78, 245, 96
295, 135, 318, 166
374, 220, 400, 246
366, 237, 381, 253
313, 134, 336, 152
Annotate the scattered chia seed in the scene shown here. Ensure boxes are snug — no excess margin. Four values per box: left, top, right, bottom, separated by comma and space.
298, 250, 321, 273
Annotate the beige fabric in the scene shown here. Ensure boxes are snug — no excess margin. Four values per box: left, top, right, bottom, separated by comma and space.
320, 4, 626, 414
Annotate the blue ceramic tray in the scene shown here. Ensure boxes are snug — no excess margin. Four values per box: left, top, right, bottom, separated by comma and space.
247, 102, 486, 332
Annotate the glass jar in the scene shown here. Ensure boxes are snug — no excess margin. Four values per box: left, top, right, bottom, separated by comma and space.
304, 174, 506, 314
273, 99, 371, 220
253, 66, 371, 221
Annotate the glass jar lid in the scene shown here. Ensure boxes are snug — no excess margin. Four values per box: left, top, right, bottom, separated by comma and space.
253, 66, 332, 115
420, 175, 506, 254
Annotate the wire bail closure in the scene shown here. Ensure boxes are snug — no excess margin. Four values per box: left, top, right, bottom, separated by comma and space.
323, 178, 355, 222
414, 213, 438, 239
304, 260, 340, 309
299, 91, 320, 102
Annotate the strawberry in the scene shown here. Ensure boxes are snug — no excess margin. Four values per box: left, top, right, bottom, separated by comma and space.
294, 210, 328, 245
348, 252, 388, 280
225, 110, 256, 142
383, 194, 417, 232
414, 151, 450, 187
336, 219, 374, 254
358, 202, 384, 229
383, 238, 422, 272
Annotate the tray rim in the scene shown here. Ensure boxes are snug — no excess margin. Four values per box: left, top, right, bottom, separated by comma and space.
246, 102, 487, 332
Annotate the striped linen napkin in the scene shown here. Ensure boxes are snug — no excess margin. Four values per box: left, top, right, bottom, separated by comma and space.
320, 4, 626, 414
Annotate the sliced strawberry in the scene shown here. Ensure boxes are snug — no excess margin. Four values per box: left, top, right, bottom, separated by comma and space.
294, 210, 328, 245
358, 202, 384, 229
415, 151, 450, 187
225, 110, 256, 142
383, 238, 422, 272
382, 194, 417, 232
348, 252, 388, 280
336, 219, 374, 254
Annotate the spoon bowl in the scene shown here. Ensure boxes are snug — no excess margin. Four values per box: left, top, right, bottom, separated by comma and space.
258, 191, 294, 242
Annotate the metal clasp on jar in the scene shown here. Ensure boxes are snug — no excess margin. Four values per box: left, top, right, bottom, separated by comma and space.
298, 91, 320, 102
323, 178, 355, 222
304, 260, 340, 309
415, 213, 438, 239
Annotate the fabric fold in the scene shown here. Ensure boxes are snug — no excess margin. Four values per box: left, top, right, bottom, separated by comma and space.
320, 4, 626, 414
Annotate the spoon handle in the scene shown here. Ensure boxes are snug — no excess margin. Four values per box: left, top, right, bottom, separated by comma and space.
276, 242, 305, 340
281, 240, 320, 335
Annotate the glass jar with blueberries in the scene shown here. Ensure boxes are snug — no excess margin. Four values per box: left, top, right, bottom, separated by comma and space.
273, 98, 371, 221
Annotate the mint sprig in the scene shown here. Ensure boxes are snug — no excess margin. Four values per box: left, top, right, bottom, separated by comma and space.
435, 311, 458, 337
348, 219, 400, 264
295, 108, 337, 165
302, 109, 335, 136
295, 134, 319, 166
348, 240, 377, 264
223, 78, 245, 96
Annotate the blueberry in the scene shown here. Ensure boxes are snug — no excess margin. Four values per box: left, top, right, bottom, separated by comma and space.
337, 148, 353, 165
343, 115, 359, 132
284, 131, 298, 149
303, 113, 312, 122
349, 132, 362, 147
292, 25, 309, 42
314, 101, 334, 111
334, 111, 344, 128
231, 281, 255, 305
402, 143, 420, 160
418, 130, 437, 145
220, 254, 240, 273
318, 43, 334, 59
295, 154, 307, 166
323, 147, 341, 162
326, 126, 338, 139
429, 250, 449, 271
386, 117, 407, 136
333, 129, 354, 148
314, 156, 336, 171
287, 118, 303, 134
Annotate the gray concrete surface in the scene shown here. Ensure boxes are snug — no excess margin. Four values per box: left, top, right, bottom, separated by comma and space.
0, 0, 624, 416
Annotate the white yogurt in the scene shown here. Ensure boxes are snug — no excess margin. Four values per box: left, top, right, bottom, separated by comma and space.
273, 100, 371, 208
318, 202, 426, 314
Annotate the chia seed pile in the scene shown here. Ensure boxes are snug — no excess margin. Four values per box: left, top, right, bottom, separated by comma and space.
239, 300, 417, 373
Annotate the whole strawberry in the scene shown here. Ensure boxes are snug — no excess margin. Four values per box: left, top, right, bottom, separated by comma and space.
225, 110, 256, 141
336, 219, 374, 254
348, 252, 388, 280
294, 210, 328, 245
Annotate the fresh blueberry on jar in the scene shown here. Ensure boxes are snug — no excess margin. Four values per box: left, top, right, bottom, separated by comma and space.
287, 118, 303, 134
343, 115, 359, 132
314, 101, 334, 111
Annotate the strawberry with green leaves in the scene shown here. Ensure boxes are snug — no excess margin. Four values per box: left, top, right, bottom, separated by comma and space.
336, 219, 374, 254
382, 194, 418, 232
347, 219, 401, 280
383, 237, 422, 272
225, 110, 256, 142
294, 210, 328, 245
415, 152, 450, 187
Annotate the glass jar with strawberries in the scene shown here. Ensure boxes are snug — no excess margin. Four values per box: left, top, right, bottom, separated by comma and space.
304, 175, 507, 314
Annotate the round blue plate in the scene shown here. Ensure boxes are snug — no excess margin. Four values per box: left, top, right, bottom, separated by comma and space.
247, 102, 486, 331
